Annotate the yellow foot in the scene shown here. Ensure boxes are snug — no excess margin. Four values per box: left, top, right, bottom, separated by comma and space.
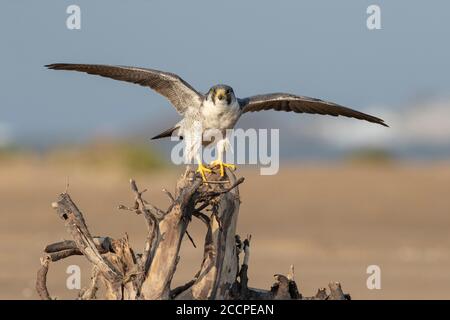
196, 163, 212, 182
210, 160, 236, 177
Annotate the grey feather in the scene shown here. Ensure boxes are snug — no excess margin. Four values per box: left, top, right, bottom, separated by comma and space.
151, 126, 181, 140
46, 64, 389, 163
46, 63, 203, 114
238, 93, 388, 127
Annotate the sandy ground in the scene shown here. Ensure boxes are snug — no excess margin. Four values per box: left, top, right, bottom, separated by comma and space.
1, 161, 450, 299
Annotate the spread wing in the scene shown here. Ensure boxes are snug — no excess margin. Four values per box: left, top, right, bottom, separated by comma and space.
239, 93, 388, 127
46, 63, 203, 114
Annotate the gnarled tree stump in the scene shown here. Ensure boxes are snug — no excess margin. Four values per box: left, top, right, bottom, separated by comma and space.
36, 167, 350, 300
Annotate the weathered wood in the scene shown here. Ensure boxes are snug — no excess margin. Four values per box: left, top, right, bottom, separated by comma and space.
44, 237, 113, 261
174, 169, 241, 300
36, 256, 51, 300
52, 194, 122, 285
79, 266, 100, 300
140, 172, 202, 299
103, 236, 140, 300
328, 282, 348, 300
36, 167, 350, 300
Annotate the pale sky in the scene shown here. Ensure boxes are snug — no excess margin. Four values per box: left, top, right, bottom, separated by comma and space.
1, 1, 449, 157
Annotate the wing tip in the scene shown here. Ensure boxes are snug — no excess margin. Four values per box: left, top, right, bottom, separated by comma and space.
45, 63, 66, 70
375, 120, 389, 127
375, 118, 389, 128
151, 126, 180, 140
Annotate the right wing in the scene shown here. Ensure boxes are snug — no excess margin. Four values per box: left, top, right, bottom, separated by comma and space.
46, 63, 203, 114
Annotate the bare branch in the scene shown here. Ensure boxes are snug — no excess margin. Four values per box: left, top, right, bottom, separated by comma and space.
36, 256, 51, 300
192, 210, 210, 226
129, 179, 165, 221
185, 229, 197, 248
79, 266, 100, 300
37, 167, 350, 300
52, 193, 121, 284
162, 188, 175, 202
196, 177, 244, 202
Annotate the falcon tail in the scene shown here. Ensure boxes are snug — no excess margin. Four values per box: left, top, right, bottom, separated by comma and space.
151, 126, 180, 140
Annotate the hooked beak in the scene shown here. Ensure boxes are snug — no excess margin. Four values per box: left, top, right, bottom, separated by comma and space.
215, 88, 226, 102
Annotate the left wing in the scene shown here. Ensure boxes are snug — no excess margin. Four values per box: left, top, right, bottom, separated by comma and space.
239, 93, 388, 127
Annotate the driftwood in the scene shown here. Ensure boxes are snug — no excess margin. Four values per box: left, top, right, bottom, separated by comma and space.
36, 167, 350, 300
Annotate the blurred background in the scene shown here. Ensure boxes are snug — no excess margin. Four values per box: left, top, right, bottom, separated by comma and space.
1, 0, 450, 299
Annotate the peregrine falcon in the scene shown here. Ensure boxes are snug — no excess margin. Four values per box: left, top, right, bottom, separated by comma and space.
46, 64, 388, 181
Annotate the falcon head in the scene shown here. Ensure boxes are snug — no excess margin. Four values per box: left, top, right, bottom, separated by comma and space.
207, 84, 236, 105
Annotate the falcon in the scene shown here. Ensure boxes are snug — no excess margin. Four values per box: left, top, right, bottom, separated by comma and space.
46, 63, 388, 181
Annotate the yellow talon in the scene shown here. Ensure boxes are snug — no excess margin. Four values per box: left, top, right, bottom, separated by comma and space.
210, 160, 236, 177
196, 163, 212, 182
